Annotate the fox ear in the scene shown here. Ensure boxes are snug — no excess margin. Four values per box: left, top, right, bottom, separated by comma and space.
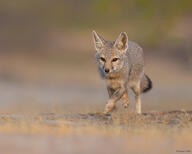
114, 32, 128, 53
92, 30, 105, 51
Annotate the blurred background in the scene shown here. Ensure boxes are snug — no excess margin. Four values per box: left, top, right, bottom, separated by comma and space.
0, 0, 192, 113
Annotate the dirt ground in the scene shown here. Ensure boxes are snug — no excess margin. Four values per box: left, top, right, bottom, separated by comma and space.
0, 111, 192, 154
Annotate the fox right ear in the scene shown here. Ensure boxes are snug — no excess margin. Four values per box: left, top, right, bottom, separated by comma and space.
92, 31, 105, 51
114, 32, 128, 53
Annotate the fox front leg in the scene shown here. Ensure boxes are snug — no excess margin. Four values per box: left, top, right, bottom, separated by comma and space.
122, 89, 129, 108
107, 87, 115, 98
104, 87, 126, 114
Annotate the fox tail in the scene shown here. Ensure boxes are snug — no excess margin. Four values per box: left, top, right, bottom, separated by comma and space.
141, 74, 152, 93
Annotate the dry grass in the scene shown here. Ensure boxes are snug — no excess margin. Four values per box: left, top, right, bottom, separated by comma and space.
1, 110, 192, 134
0, 110, 192, 154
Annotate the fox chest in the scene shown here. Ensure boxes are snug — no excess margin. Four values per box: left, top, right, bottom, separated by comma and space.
106, 79, 122, 90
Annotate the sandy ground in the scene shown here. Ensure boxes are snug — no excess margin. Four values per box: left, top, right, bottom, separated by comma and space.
0, 111, 192, 154
0, 133, 190, 154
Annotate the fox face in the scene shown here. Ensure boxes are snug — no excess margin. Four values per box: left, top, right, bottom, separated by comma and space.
93, 31, 128, 76
96, 45, 125, 74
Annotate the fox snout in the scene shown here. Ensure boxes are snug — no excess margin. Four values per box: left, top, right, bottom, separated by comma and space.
104, 68, 110, 73
100, 59, 124, 74
103, 61, 112, 73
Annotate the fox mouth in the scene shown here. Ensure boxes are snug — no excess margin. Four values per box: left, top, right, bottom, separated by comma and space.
104, 70, 114, 75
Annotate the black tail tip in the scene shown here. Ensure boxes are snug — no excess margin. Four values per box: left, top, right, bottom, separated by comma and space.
143, 75, 152, 93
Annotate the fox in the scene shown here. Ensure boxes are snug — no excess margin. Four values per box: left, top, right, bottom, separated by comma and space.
92, 31, 152, 114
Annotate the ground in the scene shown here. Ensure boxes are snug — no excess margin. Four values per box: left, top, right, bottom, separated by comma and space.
0, 111, 192, 154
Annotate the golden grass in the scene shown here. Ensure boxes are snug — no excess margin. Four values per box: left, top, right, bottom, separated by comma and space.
0, 110, 191, 136
0, 111, 192, 154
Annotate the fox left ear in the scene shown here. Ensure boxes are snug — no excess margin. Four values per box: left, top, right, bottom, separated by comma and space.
114, 32, 128, 53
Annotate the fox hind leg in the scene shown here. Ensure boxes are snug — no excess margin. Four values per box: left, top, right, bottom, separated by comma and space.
135, 94, 141, 114
132, 82, 142, 114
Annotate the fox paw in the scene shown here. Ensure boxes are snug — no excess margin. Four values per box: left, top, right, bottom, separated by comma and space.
123, 103, 129, 109
104, 104, 117, 114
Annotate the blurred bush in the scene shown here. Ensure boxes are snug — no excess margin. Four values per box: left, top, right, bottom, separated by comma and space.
0, 0, 192, 65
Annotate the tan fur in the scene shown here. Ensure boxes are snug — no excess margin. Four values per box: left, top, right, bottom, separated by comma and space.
92, 31, 152, 114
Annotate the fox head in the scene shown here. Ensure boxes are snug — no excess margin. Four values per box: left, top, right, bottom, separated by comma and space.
92, 31, 128, 75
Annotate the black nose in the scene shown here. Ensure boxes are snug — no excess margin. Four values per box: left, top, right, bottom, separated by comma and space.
104, 68, 109, 73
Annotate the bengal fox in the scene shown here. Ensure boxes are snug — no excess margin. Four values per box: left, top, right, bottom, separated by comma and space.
92, 31, 152, 114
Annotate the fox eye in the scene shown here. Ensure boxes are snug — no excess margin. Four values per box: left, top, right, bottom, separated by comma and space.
100, 57, 106, 62
112, 58, 119, 62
